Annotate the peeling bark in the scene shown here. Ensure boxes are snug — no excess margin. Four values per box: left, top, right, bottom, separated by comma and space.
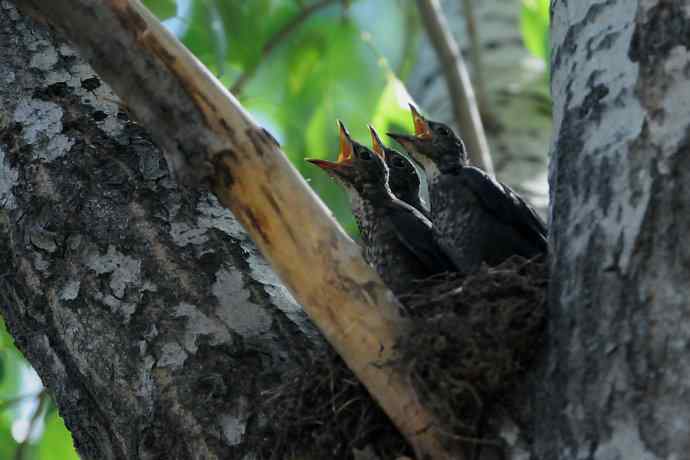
533, 1, 690, 458
0, 3, 320, 458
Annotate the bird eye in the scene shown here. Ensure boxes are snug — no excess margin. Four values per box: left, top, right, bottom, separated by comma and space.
358, 148, 372, 161
437, 126, 451, 136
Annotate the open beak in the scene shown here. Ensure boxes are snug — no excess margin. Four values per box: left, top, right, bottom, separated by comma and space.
305, 158, 343, 170
368, 125, 386, 160
337, 120, 354, 163
386, 129, 427, 169
386, 131, 418, 151
305, 120, 355, 174
386, 103, 433, 150
409, 104, 432, 140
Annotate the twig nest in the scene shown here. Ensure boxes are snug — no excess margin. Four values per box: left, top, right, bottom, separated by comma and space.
255, 349, 409, 460
397, 255, 547, 442
256, 255, 547, 459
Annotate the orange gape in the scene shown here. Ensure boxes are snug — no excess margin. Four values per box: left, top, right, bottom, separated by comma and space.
336, 120, 354, 163
368, 125, 386, 160
410, 104, 432, 139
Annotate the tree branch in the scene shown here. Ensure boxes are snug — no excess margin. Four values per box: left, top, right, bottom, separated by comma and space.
461, 0, 498, 132
416, 0, 494, 175
230, 0, 340, 96
14, 0, 462, 458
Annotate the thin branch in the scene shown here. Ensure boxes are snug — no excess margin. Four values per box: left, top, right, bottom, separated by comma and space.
0, 393, 43, 412
461, 0, 498, 132
395, 2, 422, 78
230, 0, 339, 96
416, 0, 495, 175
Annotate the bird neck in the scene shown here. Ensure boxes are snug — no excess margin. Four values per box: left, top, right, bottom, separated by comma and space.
437, 153, 465, 175
421, 161, 442, 185
348, 186, 394, 228
395, 189, 427, 215
357, 181, 395, 202
349, 190, 379, 243
412, 196, 430, 219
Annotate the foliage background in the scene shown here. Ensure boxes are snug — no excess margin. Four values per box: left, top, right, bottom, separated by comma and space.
0, 0, 549, 457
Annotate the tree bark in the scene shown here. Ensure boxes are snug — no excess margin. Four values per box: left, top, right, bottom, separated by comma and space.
532, 1, 690, 458
0, 3, 321, 459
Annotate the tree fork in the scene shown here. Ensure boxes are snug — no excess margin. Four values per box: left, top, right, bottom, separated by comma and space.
13, 0, 461, 458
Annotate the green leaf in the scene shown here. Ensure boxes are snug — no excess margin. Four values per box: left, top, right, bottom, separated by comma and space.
38, 412, 78, 460
0, 319, 25, 401
179, 0, 223, 72
177, 0, 418, 234
520, 0, 550, 61
370, 74, 415, 135
0, 415, 18, 459
215, 1, 280, 69
142, 0, 177, 20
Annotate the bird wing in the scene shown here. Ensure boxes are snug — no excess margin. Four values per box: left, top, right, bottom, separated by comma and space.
460, 166, 548, 250
387, 202, 457, 273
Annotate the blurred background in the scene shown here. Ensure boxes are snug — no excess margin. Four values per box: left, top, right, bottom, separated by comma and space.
0, 0, 550, 457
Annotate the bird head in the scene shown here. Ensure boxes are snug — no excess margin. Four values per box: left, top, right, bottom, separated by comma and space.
307, 121, 390, 200
387, 104, 467, 180
369, 125, 422, 203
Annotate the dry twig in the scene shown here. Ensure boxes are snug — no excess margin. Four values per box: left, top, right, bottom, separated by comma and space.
415, 0, 494, 175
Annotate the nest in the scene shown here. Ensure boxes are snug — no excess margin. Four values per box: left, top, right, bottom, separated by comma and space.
397, 255, 547, 450
256, 256, 547, 459
256, 349, 409, 460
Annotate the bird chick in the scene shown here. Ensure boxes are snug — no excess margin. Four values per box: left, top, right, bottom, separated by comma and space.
368, 125, 430, 219
307, 121, 454, 295
388, 105, 547, 274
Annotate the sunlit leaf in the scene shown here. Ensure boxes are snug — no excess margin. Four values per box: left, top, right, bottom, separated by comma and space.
0, 319, 24, 401
218, 1, 308, 71
520, 0, 550, 61
206, 0, 228, 75
38, 412, 78, 460
370, 74, 414, 135
178, 2, 223, 74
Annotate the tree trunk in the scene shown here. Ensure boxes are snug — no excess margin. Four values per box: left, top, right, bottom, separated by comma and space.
0, 3, 322, 459
532, 1, 690, 458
